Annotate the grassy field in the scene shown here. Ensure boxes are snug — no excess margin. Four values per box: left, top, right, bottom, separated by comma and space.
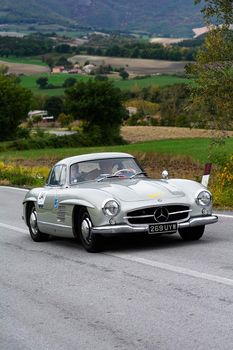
1, 138, 232, 165
20, 73, 90, 96
115, 75, 190, 90
0, 57, 47, 66
20, 73, 190, 96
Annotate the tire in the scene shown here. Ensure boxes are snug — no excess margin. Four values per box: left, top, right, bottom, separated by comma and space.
179, 225, 205, 241
78, 208, 101, 253
28, 204, 50, 242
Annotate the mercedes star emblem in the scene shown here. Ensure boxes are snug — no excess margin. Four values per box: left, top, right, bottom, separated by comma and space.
154, 207, 169, 222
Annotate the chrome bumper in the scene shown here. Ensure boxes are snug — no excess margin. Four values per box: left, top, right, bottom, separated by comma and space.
91, 215, 218, 236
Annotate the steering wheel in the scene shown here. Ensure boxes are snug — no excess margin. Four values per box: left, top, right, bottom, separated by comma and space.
113, 168, 136, 177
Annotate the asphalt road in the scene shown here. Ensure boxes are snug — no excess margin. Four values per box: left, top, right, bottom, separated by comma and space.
0, 186, 233, 350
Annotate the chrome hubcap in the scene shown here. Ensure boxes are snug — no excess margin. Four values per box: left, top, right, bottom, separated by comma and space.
30, 209, 38, 235
81, 217, 92, 244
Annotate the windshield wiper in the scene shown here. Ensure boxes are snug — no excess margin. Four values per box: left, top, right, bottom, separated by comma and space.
97, 174, 122, 182
97, 171, 147, 182
130, 171, 147, 179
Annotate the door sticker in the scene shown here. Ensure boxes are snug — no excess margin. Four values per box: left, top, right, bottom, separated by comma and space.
38, 191, 47, 208
54, 198, 59, 209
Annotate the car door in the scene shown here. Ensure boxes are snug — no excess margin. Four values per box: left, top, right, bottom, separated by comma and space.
37, 164, 67, 235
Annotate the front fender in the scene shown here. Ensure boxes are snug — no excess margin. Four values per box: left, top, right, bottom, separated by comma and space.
23, 196, 37, 205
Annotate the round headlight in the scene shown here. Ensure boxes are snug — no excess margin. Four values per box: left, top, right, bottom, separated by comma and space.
102, 200, 120, 217
196, 190, 212, 206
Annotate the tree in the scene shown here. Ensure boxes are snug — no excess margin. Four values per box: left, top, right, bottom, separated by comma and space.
187, 1, 233, 133
195, 0, 233, 25
43, 56, 54, 71
63, 77, 77, 88
0, 64, 8, 75
65, 79, 127, 144
119, 68, 129, 80
36, 77, 48, 89
56, 56, 73, 69
44, 96, 64, 119
0, 75, 32, 140
159, 84, 192, 126
55, 44, 71, 53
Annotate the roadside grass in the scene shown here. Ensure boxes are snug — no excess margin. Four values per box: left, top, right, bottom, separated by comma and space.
19, 73, 190, 96
0, 56, 47, 66
1, 137, 232, 164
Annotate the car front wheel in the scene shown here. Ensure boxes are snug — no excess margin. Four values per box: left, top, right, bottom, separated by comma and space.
178, 225, 205, 241
78, 208, 101, 252
28, 205, 50, 242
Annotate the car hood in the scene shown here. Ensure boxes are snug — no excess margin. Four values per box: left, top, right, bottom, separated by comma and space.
82, 178, 186, 202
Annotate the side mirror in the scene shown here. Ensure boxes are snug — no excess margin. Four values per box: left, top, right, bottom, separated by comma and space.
162, 170, 169, 179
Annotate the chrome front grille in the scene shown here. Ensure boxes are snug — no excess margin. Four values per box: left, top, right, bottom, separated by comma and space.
126, 205, 191, 225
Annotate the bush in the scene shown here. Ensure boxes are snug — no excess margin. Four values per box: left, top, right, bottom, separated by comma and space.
175, 115, 191, 127
58, 113, 74, 127
0, 161, 49, 187
210, 155, 233, 208
16, 127, 30, 139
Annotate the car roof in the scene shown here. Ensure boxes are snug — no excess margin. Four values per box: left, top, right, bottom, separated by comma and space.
56, 152, 134, 167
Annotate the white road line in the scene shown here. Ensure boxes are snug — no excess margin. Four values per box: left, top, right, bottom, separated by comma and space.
0, 186, 28, 192
214, 213, 233, 219
107, 253, 233, 287
0, 222, 28, 234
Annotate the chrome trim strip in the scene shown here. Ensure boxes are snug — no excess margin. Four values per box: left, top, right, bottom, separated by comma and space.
38, 221, 72, 229
169, 209, 192, 215
124, 214, 154, 219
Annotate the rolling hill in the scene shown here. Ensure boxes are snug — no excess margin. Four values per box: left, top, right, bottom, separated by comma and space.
0, 0, 202, 36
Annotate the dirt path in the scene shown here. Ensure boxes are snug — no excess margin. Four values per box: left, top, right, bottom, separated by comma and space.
70, 55, 187, 74
0, 60, 49, 75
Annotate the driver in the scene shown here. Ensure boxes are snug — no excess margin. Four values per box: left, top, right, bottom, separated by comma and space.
99, 159, 115, 175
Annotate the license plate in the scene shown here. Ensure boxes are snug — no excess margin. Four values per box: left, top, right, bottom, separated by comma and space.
148, 222, 177, 234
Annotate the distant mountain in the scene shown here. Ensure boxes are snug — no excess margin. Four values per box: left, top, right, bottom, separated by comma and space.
0, 0, 203, 36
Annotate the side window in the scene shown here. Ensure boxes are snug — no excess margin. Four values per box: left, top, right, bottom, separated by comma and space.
48, 165, 63, 186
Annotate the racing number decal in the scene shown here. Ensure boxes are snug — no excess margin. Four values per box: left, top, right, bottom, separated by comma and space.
38, 191, 47, 208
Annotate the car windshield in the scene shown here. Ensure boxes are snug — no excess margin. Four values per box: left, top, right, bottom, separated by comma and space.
70, 157, 145, 184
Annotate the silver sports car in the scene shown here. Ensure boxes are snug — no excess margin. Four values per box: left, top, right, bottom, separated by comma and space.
23, 152, 218, 252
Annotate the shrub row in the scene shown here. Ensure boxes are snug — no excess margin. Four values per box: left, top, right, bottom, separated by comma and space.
210, 155, 233, 208
9, 131, 126, 151
0, 162, 49, 187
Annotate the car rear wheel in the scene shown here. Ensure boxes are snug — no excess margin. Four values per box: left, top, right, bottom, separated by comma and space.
28, 205, 50, 242
179, 225, 205, 241
78, 208, 101, 253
